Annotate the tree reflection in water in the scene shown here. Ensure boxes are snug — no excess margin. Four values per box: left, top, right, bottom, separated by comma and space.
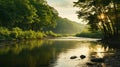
0, 40, 119, 67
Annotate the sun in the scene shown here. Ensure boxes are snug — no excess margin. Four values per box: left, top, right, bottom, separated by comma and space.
98, 13, 106, 20
100, 13, 105, 19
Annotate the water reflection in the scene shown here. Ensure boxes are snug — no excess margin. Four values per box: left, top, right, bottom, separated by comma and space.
0, 39, 119, 67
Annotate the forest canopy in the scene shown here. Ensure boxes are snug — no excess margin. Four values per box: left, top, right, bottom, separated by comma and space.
0, 0, 58, 31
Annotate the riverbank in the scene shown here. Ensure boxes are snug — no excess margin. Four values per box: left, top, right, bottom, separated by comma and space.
0, 27, 62, 41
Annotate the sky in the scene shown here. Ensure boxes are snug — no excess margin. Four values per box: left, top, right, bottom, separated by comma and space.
46, 0, 82, 23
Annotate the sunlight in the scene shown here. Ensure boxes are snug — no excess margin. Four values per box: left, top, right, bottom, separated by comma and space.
98, 13, 106, 20
97, 46, 104, 52
97, 47, 105, 58
98, 22, 102, 26
90, 45, 106, 58
100, 13, 105, 19
55, 43, 91, 67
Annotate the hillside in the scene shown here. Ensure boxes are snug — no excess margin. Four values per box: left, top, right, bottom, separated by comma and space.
51, 17, 84, 34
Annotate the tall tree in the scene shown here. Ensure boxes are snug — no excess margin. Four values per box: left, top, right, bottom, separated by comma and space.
74, 0, 120, 40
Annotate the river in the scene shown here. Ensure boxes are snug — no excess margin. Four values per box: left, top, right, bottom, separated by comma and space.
0, 37, 120, 67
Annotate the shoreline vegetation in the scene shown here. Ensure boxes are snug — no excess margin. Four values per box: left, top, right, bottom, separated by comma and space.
75, 26, 103, 38
0, 27, 76, 41
0, 27, 62, 41
75, 31, 102, 38
0, 26, 119, 45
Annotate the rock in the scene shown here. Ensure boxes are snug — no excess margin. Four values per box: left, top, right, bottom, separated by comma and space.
80, 55, 86, 59
86, 62, 95, 66
70, 56, 77, 59
91, 58, 104, 63
86, 62, 103, 67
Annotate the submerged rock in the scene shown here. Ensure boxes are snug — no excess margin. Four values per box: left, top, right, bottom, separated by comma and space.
86, 62, 102, 67
70, 56, 77, 59
86, 62, 95, 66
80, 55, 86, 59
91, 58, 104, 63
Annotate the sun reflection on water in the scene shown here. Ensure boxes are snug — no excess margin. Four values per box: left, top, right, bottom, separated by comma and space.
90, 45, 110, 58
54, 42, 91, 67
53, 41, 115, 67
96, 45, 106, 58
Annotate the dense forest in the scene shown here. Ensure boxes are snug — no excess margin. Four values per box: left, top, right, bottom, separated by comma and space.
0, 0, 83, 40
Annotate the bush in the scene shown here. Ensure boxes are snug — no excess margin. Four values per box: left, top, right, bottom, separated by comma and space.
0, 27, 60, 40
46, 31, 60, 37
36, 32, 46, 39
0, 27, 46, 40
0, 27, 11, 40
10, 27, 23, 39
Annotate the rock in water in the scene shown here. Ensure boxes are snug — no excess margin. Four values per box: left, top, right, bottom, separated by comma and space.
91, 58, 104, 63
86, 62, 95, 66
70, 56, 77, 59
80, 55, 86, 59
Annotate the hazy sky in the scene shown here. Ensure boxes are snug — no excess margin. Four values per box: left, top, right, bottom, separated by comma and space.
46, 0, 82, 23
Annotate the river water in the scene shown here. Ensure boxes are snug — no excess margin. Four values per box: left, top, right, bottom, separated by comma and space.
0, 37, 120, 67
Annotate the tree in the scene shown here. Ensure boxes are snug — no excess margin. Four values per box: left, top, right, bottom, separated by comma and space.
0, 0, 37, 30
29, 0, 58, 31
0, 0, 58, 31
74, 0, 120, 40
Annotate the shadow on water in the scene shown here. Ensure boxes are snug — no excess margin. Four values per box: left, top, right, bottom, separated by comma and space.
99, 40, 120, 49
0, 38, 120, 67
97, 40, 120, 67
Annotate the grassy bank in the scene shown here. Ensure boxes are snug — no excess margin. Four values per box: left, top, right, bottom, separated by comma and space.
0, 27, 61, 40
76, 32, 102, 38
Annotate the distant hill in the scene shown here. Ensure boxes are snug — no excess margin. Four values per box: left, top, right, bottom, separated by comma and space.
51, 17, 84, 34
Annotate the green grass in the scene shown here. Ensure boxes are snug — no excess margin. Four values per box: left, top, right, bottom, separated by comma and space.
76, 32, 102, 38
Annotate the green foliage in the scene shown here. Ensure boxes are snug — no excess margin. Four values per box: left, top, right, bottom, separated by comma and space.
74, 0, 120, 39
0, 27, 46, 40
76, 26, 103, 38
0, 0, 38, 29
76, 32, 102, 38
0, 0, 58, 31
45, 31, 61, 37
0, 27, 11, 39
0, 0, 61, 40
29, 0, 58, 31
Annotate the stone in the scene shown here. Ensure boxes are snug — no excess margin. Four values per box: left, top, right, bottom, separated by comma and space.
86, 62, 95, 66
70, 56, 77, 59
80, 55, 86, 59
91, 58, 104, 63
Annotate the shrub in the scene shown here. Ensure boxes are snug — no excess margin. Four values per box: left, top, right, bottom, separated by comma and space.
46, 31, 58, 37
0, 27, 60, 40
0, 27, 11, 39
76, 31, 102, 38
